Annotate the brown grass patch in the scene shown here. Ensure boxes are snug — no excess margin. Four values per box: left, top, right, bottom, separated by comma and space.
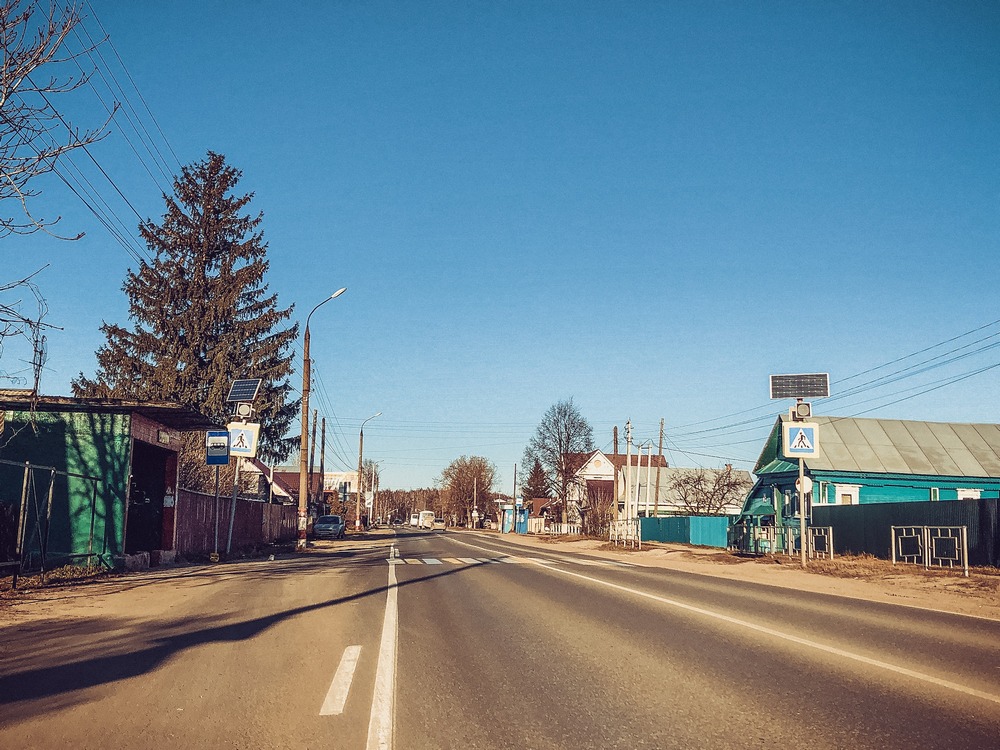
0, 563, 112, 596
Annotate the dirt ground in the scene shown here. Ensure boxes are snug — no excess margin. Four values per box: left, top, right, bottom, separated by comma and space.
3, 531, 999, 622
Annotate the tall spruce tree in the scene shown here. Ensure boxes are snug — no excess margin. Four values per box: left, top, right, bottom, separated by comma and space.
73, 152, 298, 484
521, 457, 551, 501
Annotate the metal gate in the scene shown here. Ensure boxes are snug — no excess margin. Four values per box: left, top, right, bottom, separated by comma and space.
1, 458, 105, 588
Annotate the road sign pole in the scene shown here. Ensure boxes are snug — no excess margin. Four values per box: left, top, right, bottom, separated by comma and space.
213, 465, 221, 561
799, 456, 807, 568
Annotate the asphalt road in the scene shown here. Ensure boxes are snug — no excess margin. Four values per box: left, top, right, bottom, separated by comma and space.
3, 528, 1000, 749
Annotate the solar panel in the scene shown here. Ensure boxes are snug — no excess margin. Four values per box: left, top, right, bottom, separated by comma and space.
770, 373, 829, 400
226, 378, 262, 403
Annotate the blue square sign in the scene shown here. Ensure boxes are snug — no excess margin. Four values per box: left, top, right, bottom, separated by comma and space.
783, 422, 819, 458
206, 430, 230, 466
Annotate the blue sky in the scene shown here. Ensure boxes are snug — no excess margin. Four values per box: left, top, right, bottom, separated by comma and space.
5, 1, 999, 492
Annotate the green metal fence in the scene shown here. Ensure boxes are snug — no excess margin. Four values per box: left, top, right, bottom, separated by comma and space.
639, 515, 734, 548
812, 498, 1000, 567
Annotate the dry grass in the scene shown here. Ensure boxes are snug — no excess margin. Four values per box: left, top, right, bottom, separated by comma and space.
0, 563, 113, 597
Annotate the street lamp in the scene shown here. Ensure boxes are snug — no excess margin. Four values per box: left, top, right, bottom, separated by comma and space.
298, 288, 347, 551
355, 411, 382, 530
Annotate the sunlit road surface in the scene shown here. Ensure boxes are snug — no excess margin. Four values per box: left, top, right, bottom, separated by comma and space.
3, 529, 1000, 749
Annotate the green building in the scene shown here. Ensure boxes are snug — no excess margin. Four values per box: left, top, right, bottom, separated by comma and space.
0, 394, 217, 570
746, 415, 1000, 518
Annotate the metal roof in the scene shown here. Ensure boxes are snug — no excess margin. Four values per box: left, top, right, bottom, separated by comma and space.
0, 395, 222, 432
755, 415, 1000, 478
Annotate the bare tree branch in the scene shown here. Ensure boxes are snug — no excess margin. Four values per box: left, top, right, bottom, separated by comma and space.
0, 1, 115, 238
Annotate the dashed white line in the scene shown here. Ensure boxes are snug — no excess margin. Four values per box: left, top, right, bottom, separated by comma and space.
320, 645, 362, 716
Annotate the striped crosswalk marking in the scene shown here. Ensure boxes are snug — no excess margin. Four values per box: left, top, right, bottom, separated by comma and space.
390, 555, 633, 568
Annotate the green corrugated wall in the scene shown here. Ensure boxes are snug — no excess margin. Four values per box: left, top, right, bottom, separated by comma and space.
0, 409, 131, 568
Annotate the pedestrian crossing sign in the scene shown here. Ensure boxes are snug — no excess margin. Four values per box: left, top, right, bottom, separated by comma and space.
783, 422, 820, 459
227, 422, 261, 459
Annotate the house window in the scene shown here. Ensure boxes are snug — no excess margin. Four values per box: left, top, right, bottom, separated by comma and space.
930, 487, 939, 502
835, 484, 860, 505
957, 488, 981, 500
818, 481, 829, 504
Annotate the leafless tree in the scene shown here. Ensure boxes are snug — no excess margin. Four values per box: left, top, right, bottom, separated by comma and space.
579, 479, 616, 535
524, 398, 594, 524
439, 455, 496, 525
0, 1, 112, 238
1, 2, 113, 390
668, 466, 752, 515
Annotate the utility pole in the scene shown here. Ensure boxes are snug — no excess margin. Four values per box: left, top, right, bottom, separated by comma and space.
355, 412, 381, 530
624, 420, 632, 521
308, 408, 317, 511
356, 431, 364, 530
298, 288, 346, 551
318, 417, 326, 514
654, 418, 664, 515
644, 442, 652, 517
511, 464, 516, 533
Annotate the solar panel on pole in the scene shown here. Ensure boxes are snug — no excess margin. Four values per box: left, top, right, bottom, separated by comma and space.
769, 373, 829, 400
226, 378, 262, 403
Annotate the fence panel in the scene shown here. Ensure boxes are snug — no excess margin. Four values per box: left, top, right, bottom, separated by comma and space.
689, 516, 731, 548
892, 525, 969, 576
814, 498, 999, 566
174, 490, 296, 556
0, 459, 109, 581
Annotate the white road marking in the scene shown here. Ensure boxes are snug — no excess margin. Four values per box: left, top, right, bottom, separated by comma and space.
366, 558, 398, 750
320, 645, 362, 716
537, 562, 1000, 707
423, 558, 443, 565
447, 536, 1000, 705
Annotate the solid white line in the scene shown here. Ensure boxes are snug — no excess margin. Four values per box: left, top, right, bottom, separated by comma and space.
537, 562, 1000, 707
320, 645, 362, 716
366, 558, 398, 750
447, 536, 1000, 705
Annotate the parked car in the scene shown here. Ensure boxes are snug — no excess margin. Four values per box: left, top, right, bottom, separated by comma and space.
313, 515, 346, 540
432, 517, 446, 530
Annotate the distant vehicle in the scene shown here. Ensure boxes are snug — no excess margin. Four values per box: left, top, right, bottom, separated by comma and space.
410, 513, 420, 527
313, 515, 345, 540
432, 517, 446, 530
418, 510, 435, 529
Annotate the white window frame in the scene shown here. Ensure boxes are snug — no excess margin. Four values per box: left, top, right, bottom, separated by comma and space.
930, 487, 939, 502
957, 488, 981, 500
834, 484, 861, 505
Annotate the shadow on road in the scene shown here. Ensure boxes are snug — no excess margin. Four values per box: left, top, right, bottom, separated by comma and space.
0, 544, 500, 721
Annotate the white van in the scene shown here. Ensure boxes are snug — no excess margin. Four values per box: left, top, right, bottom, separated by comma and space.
418, 510, 435, 529
409, 513, 420, 527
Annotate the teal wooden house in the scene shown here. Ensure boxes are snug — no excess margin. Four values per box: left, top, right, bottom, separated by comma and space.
744, 415, 1000, 521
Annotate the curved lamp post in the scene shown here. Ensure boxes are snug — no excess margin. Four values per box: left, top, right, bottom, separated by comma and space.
355, 411, 382, 530
297, 288, 347, 551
